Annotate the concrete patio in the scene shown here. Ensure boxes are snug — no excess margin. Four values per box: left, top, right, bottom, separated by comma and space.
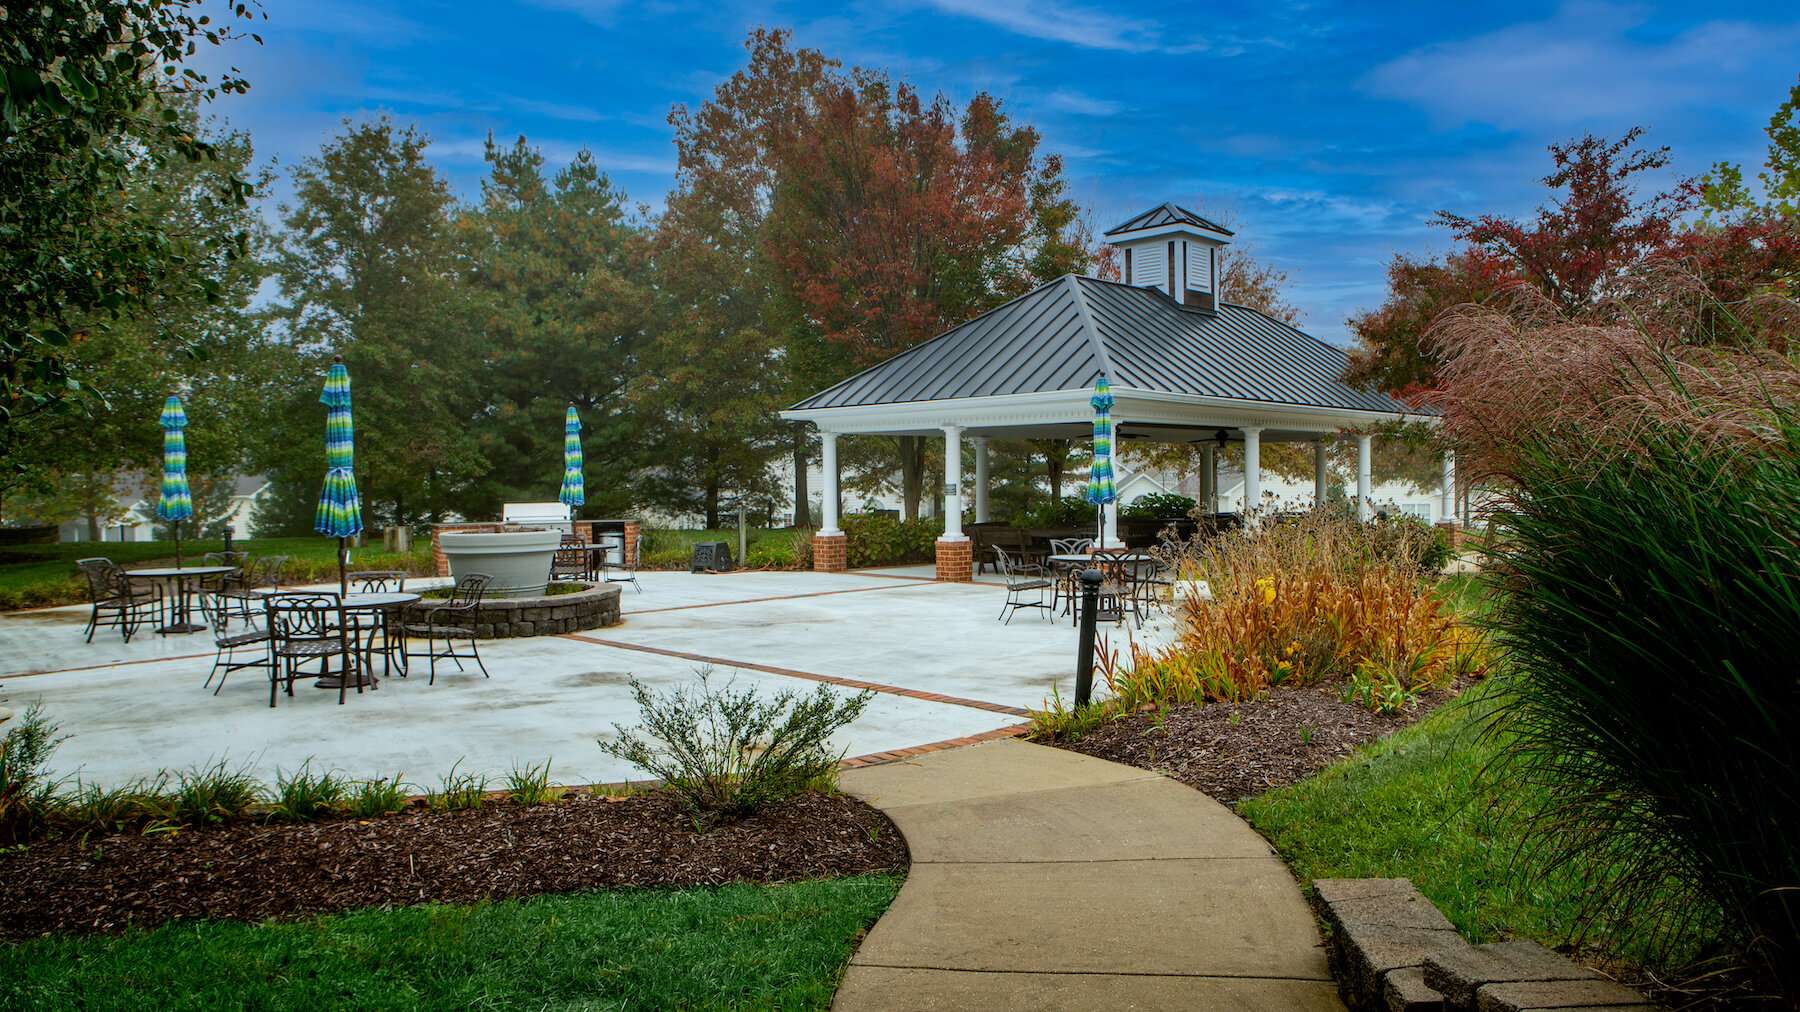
0, 569, 1173, 789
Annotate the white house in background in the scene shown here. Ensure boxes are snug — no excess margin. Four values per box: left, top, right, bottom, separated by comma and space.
56, 474, 270, 543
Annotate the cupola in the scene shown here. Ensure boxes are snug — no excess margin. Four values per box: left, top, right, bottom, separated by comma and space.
1104, 203, 1234, 313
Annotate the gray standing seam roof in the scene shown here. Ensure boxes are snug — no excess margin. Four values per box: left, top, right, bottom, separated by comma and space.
1104, 203, 1235, 237
789, 274, 1423, 416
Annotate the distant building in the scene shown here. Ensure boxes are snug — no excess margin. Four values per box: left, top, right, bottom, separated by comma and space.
55, 474, 270, 543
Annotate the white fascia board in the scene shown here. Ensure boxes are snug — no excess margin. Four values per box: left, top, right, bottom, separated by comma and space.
1108, 223, 1233, 245
780, 386, 1433, 435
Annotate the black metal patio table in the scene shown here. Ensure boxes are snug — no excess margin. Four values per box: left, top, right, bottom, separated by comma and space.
124, 565, 239, 635
256, 590, 420, 688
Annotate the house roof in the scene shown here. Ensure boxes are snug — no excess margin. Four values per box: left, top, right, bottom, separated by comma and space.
789, 274, 1421, 416
1104, 203, 1235, 238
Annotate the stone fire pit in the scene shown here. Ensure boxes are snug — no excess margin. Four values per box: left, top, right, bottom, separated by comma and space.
402, 581, 621, 639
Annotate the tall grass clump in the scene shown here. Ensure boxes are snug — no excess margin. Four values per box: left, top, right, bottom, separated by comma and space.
267, 762, 348, 822
1114, 507, 1480, 716
599, 669, 872, 819
0, 706, 65, 844
1432, 279, 1800, 992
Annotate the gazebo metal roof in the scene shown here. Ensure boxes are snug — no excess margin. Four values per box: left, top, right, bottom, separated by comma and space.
789, 274, 1420, 418
1103, 203, 1236, 238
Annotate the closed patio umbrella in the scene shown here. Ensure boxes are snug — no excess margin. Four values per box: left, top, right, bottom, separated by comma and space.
558, 404, 585, 515
157, 395, 195, 568
1084, 373, 1117, 547
315, 356, 363, 595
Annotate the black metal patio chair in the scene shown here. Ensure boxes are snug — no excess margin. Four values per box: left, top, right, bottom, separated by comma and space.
76, 558, 155, 643
401, 573, 491, 685
603, 532, 642, 593
993, 545, 1053, 625
203, 594, 271, 696
264, 592, 363, 707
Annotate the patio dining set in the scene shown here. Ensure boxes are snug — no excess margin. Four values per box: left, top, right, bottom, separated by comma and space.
991, 538, 1172, 629
74, 554, 494, 708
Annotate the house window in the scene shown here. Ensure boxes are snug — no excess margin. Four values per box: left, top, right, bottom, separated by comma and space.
1124, 248, 1132, 284
1399, 503, 1432, 520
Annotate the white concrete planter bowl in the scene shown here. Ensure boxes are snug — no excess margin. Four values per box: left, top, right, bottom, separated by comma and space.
439, 529, 561, 599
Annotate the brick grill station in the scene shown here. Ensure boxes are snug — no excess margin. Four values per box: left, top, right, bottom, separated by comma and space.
400, 581, 621, 639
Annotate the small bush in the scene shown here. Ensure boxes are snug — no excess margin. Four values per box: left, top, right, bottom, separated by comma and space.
505, 761, 560, 805
428, 761, 487, 812
599, 669, 873, 818
166, 761, 261, 827
841, 513, 938, 568
347, 775, 409, 817
267, 761, 348, 822
1013, 495, 1098, 529
1102, 509, 1482, 715
0, 706, 65, 843
59, 779, 165, 837
1119, 492, 1197, 521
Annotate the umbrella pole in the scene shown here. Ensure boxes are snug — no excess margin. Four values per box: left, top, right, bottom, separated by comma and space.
173, 519, 182, 569
338, 536, 348, 596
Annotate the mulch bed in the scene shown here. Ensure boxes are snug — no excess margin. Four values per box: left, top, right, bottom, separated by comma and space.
1053, 680, 1469, 803
0, 789, 906, 940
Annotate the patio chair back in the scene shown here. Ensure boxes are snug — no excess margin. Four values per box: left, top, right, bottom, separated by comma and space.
1049, 537, 1094, 557
75, 558, 121, 602
446, 572, 492, 612
550, 546, 588, 581
992, 545, 1036, 588
264, 592, 342, 643
348, 570, 405, 593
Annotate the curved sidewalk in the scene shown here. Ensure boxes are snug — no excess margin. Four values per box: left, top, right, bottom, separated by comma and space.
835, 738, 1343, 1011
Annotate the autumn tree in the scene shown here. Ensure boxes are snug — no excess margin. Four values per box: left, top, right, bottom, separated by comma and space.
765, 71, 1091, 519
657, 29, 844, 528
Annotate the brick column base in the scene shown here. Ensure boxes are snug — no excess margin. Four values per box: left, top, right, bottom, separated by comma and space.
622, 520, 641, 567
934, 538, 973, 582
813, 533, 847, 572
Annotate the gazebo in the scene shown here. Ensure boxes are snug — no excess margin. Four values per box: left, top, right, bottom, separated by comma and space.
781, 203, 1444, 581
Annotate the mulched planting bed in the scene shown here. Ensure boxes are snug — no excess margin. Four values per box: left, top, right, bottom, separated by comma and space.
0, 789, 906, 940
1052, 680, 1471, 803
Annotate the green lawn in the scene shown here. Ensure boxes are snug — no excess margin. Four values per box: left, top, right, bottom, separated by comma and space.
1238, 679, 1642, 957
640, 527, 805, 569
0, 537, 433, 610
0, 875, 902, 1011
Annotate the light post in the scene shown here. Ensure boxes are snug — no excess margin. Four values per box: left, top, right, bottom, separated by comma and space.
1074, 568, 1103, 708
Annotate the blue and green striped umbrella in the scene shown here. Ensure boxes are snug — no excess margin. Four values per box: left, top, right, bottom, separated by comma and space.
157, 395, 194, 526
315, 358, 363, 542
1084, 373, 1117, 508
157, 394, 195, 567
558, 404, 585, 510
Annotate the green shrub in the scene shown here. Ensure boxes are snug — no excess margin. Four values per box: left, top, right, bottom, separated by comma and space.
428, 761, 487, 812
841, 513, 938, 568
744, 531, 804, 569
1013, 495, 1098, 529
505, 761, 560, 805
598, 669, 873, 819
166, 761, 261, 827
59, 779, 165, 838
347, 775, 409, 817
1119, 492, 1197, 521
267, 761, 348, 822
1487, 419, 1800, 986
0, 706, 65, 844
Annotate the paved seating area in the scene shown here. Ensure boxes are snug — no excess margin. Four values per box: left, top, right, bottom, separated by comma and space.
0, 569, 1175, 789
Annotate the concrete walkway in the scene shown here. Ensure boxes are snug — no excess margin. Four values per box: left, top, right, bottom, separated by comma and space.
835, 739, 1343, 1011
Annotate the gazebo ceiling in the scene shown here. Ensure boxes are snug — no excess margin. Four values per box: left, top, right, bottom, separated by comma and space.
782, 274, 1429, 438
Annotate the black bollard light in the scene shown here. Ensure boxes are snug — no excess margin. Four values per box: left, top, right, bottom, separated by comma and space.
1074, 567, 1104, 708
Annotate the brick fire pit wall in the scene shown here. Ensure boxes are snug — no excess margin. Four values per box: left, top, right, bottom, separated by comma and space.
401, 581, 621, 639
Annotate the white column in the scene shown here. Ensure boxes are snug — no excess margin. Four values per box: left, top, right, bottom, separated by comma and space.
1314, 440, 1329, 508
1241, 427, 1262, 512
972, 437, 990, 523
941, 424, 965, 540
1206, 445, 1219, 512
1440, 450, 1456, 525
1356, 434, 1373, 521
819, 431, 841, 535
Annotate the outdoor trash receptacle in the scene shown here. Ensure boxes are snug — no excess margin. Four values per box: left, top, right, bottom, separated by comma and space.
690, 542, 734, 573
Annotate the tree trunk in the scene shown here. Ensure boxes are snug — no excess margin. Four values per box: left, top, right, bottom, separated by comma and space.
1048, 458, 1064, 501
791, 428, 811, 529
86, 512, 101, 542
704, 457, 721, 530
898, 435, 923, 522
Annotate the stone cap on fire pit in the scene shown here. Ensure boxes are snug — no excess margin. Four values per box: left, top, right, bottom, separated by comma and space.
402, 581, 621, 639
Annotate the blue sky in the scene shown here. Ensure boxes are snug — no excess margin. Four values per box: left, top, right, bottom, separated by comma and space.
208, 0, 1799, 343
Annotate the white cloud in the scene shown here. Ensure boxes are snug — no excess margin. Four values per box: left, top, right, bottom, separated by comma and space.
919, 0, 1164, 52
1363, 2, 1800, 130
1043, 89, 1124, 116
